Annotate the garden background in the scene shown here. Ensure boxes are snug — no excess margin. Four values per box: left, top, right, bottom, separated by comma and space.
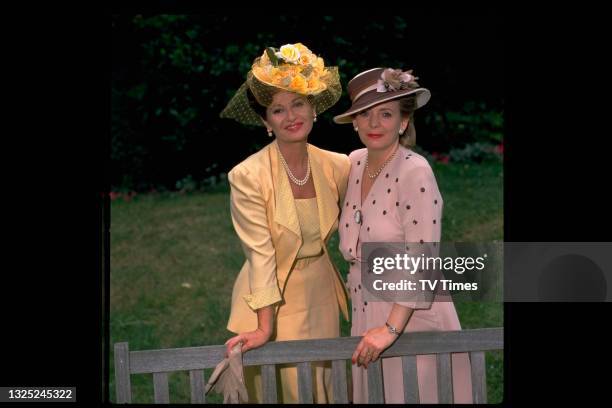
110, 14, 503, 403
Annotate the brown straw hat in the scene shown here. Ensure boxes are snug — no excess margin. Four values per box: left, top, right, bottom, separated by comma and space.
333, 67, 431, 124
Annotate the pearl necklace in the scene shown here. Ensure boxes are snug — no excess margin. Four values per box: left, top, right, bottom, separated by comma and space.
365, 146, 398, 179
277, 147, 311, 186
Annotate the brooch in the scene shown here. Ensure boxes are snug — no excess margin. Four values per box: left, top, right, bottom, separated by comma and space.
354, 210, 362, 225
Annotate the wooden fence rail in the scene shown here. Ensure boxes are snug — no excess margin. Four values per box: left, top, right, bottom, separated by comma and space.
115, 327, 503, 404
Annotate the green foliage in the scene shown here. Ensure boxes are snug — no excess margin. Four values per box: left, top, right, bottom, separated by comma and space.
112, 15, 503, 191
424, 102, 504, 151
449, 142, 502, 164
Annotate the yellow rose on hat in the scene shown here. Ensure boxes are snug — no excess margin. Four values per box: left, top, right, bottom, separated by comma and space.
276, 44, 301, 64
290, 74, 308, 93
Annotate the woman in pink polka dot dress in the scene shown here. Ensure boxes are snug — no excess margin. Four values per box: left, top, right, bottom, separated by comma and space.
334, 67, 473, 403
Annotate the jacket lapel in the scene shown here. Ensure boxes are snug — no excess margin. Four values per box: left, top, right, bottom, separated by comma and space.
271, 141, 302, 238
309, 145, 339, 242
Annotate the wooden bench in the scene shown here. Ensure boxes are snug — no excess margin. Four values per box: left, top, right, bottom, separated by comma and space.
114, 327, 502, 403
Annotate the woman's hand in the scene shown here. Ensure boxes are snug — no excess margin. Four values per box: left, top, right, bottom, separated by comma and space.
225, 328, 271, 357
351, 326, 398, 369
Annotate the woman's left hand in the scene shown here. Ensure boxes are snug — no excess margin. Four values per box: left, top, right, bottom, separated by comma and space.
351, 326, 398, 369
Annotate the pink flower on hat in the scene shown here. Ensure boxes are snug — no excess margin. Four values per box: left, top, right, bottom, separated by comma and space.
376, 68, 419, 92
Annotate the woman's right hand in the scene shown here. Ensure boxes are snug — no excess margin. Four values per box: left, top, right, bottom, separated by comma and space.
225, 328, 271, 357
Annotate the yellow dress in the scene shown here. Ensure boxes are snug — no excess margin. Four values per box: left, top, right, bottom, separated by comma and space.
244, 197, 339, 403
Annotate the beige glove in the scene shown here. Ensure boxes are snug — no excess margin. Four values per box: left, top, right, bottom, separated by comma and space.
204, 343, 248, 403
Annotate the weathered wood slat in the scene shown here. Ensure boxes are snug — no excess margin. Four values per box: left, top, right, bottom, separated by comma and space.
261, 364, 278, 403
128, 328, 503, 374
189, 369, 205, 404
297, 362, 314, 403
367, 359, 385, 403
153, 372, 170, 403
401, 355, 419, 403
331, 360, 348, 404
130, 345, 225, 374
114, 342, 132, 403
470, 351, 487, 403
436, 353, 453, 403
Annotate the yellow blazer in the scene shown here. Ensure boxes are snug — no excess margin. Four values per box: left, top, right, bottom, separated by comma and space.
226, 140, 350, 334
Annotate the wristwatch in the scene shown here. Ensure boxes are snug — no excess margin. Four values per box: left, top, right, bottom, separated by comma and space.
385, 322, 400, 336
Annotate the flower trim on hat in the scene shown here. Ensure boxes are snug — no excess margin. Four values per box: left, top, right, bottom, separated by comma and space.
377, 68, 420, 93
251, 43, 329, 95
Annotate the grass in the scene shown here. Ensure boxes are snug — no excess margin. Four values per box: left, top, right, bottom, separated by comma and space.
110, 160, 503, 403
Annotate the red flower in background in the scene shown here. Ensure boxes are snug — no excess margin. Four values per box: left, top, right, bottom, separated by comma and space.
431, 151, 450, 164
495, 143, 504, 154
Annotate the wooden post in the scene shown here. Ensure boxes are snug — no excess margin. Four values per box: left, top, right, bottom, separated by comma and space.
261, 364, 278, 403
401, 355, 419, 403
436, 353, 453, 403
367, 359, 385, 403
470, 351, 487, 403
189, 369, 205, 403
114, 342, 132, 403
153, 372, 170, 403
331, 359, 348, 403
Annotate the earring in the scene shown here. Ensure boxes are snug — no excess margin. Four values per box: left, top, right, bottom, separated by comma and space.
399, 129, 405, 135
354, 126, 359, 132
313, 113, 317, 122
267, 129, 273, 137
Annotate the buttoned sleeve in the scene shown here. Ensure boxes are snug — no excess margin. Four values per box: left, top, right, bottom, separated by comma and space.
228, 165, 282, 311
396, 160, 443, 309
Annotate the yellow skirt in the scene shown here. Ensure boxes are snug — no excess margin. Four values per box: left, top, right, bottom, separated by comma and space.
244, 253, 340, 403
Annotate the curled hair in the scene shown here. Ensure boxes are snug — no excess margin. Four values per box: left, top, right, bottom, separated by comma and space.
399, 96, 418, 148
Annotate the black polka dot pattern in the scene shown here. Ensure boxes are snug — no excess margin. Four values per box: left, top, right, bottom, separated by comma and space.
357, 161, 361, 165
396, 202, 399, 206
413, 220, 418, 225
346, 223, 349, 228
383, 210, 387, 215
395, 177, 399, 182
385, 173, 389, 178
420, 187, 425, 192
433, 219, 437, 224
356, 179, 360, 184
387, 188, 391, 193
353, 205, 356, 209
406, 205, 411, 210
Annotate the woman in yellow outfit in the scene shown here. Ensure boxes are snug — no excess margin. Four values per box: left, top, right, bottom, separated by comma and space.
219, 43, 350, 403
